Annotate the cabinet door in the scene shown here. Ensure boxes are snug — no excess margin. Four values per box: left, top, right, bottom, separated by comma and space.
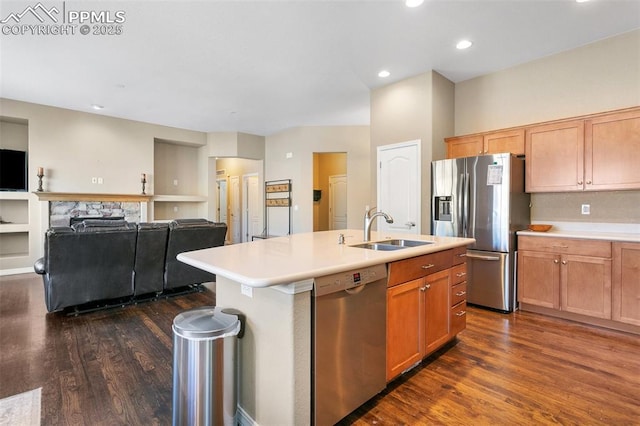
561, 255, 611, 319
585, 109, 640, 191
386, 279, 423, 381
484, 129, 525, 156
423, 269, 451, 355
612, 242, 640, 325
517, 250, 560, 309
525, 120, 585, 192
446, 135, 484, 159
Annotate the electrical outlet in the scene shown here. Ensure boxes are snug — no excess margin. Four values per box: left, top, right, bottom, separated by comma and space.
581, 204, 590, 215
285, 152, 293, 159
91, 177, 97, 184
97, 177, 103, 184
173, 179, 178, 186
173, 206, 179, 212
241, 285, 253, 298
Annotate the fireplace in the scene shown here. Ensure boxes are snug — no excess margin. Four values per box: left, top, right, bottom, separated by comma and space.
34, 192, 152, 227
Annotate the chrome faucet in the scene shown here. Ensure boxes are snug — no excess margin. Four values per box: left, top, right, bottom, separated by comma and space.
363, 207, 394, 242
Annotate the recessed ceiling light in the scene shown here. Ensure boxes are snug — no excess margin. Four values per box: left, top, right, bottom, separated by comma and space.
378, 70, 391, 78
91, 104, 104, 110
456, 40, 473, 50
576, 0, 589, 3
405, 0, 424, 7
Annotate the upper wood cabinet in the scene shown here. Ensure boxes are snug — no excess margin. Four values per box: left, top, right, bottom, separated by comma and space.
525, 120, 585, 192
525, 108, 640, 192
446, 106, 640, 192
585, 109, 640, 191
446, 129, 525, 159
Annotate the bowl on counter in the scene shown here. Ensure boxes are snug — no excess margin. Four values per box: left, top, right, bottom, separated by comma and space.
528, 224, 553, 232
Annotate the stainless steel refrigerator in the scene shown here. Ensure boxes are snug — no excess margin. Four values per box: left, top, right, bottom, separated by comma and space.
431, 153, 530, 312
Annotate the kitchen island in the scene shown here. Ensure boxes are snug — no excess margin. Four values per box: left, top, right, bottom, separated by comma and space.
178, 229, 474, 426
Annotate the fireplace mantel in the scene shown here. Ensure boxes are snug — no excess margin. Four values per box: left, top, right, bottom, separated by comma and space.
33, 192, 153, 203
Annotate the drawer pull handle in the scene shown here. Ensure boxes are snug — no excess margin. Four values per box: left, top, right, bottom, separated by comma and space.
551, 245, 569, 249
456, 272, 466, 278
455, 310, 466, 317
421, 264, 435, 269
457, 253, 467, 258
420, 284, 431, 291
455, 291, 466, 297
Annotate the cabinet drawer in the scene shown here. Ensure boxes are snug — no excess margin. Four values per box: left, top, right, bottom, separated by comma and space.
451, 263, 467, 285
451, 301, 467, 335
518, 236, 611, 258
388, 250, 452, 287
451, 282, 467, 307
452, 246, 467, 265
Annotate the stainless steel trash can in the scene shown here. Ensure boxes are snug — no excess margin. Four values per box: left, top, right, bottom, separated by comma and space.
172, 306, 244, 426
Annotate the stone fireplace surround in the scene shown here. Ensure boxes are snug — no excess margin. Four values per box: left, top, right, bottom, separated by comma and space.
34, 192, 152, 227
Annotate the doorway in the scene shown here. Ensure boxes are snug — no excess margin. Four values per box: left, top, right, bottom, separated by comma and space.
242, 173, 262, 242
313, 152, 347, 231
377, 140, 421, 235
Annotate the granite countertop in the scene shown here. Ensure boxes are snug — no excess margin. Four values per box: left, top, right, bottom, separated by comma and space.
516, 221, 640, 243
178, 229, 474, 288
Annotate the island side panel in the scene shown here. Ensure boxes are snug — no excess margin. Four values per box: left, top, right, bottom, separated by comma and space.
216, 276, 311, 426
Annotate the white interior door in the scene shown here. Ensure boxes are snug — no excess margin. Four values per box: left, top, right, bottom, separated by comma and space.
229, 175, 241, 244
329, 174, 347, 230
243, 174, 262, 242
217, 178, 228, 224
377, 140, 421, 235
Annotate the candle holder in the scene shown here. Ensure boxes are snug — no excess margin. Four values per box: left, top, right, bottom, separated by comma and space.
141, 174, 147, 195
37, 170, 44, 192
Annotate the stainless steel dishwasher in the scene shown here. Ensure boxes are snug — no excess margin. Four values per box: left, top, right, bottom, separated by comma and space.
312, 264, 387, 426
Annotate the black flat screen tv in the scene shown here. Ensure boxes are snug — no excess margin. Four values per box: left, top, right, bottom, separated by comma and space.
0, 149, 28, 191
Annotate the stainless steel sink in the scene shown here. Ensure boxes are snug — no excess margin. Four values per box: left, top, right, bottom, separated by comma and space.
351, 242, 405, 251
376, 239, 433, 247
350, 239, 433, 251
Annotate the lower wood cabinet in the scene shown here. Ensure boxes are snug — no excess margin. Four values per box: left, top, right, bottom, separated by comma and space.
612, 242, 640, 326
386, 249, 468, 381
518, 236, 612, 319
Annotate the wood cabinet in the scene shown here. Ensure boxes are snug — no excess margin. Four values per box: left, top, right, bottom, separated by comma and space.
446, 129, 524, 159
386, 247, 468, 381
526, 108, 640, 192
525, 120, 585, 192
612, 242, 640, 326
518, 236, 612, 319
584, 109, 640, 191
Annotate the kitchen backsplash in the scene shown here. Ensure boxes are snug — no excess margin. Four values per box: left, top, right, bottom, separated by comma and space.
531, 190, 640, 223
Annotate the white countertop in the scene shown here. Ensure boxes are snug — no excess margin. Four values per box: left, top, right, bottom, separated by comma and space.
517, 221, 640, 243
178, 229, 474, 288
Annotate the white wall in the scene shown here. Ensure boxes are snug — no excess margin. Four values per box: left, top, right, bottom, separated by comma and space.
370, 71, 455, 232
453, 29, 640, 224
455, 29, 640, 135
265, 126, 370, 234
0, 98, 208, 268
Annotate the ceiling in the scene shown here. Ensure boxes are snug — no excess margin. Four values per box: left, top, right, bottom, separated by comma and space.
1, 0, 639, 136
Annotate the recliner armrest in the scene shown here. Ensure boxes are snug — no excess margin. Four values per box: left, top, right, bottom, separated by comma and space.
34, 257, 45, 275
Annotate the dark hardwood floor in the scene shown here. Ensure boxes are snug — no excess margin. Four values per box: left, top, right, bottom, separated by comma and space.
1, 273, 639, 425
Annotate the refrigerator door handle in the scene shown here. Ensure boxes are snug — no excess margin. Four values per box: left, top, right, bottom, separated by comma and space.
459, 172, 468, 237
466, 253, 501, 261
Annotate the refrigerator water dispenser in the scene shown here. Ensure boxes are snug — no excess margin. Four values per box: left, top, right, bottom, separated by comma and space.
434, 196, 452, 221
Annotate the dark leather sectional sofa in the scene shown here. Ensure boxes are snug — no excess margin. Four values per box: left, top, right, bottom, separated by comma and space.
34, 218, 227, 313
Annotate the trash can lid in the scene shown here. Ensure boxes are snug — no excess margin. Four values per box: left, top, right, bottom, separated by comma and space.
173, 306, 240, 339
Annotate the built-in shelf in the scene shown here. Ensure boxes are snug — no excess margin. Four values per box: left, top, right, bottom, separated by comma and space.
0, 192, 30, 200
33, 192, 153, 202
0, 224, 30, 233
153, 195, 207, 202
